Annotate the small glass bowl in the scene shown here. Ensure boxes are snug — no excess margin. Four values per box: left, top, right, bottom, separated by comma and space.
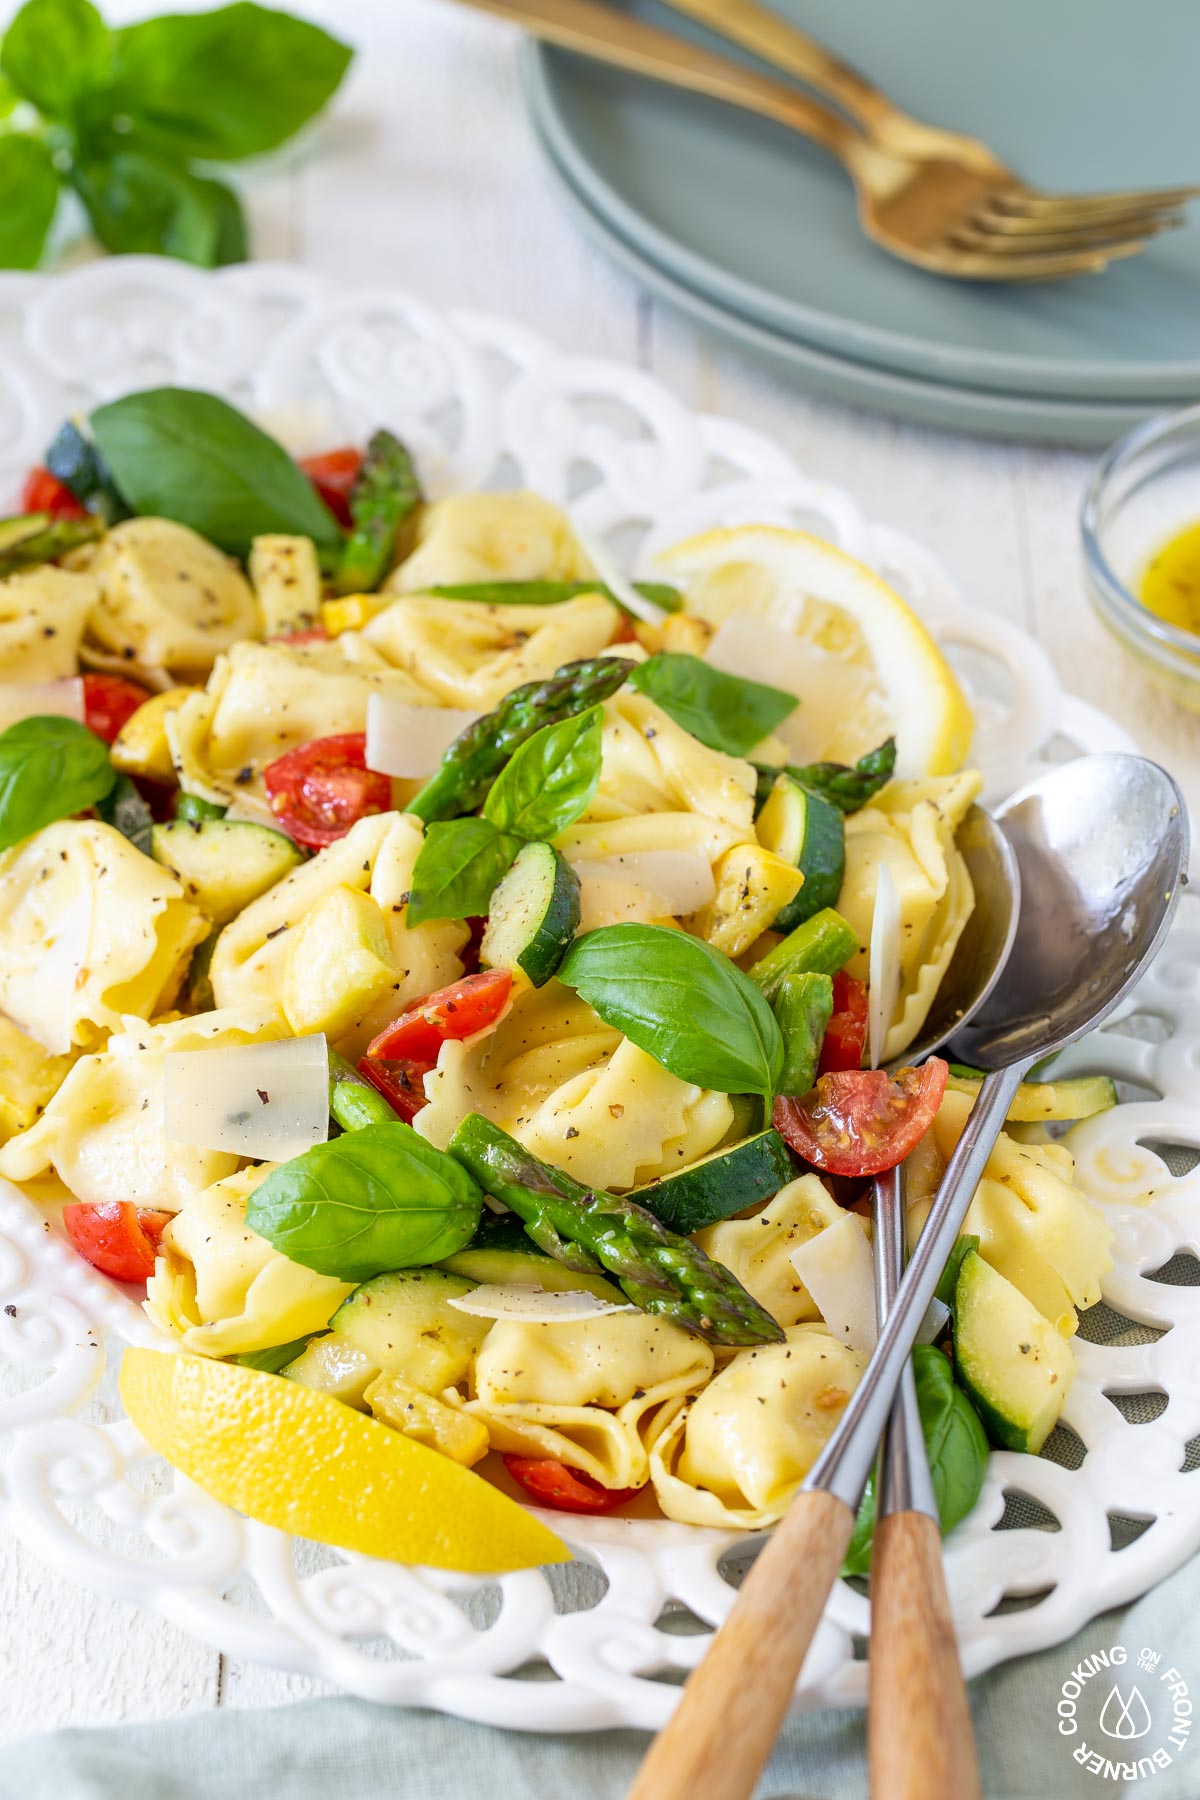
1082, 402, 1200, 711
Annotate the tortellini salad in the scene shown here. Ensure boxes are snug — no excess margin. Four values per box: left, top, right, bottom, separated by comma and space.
0, 393, 1122, 1558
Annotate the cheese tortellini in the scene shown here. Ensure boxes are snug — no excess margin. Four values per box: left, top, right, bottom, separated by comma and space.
145, 1166, 352, 1356
210, 811, 467, 1057
168, 638, 431, 817
417, 978, 734, 1190
0, 1008, 284, 1209
649, 1324, 865, 1528
0, 820, 208, 1052
694, 1176, 848, 1328
0, 568, 99, 682
463, 1311, 714, 1491
388, 491, 593, 592
837, 770, 981, 1061
79, 518, 260, 681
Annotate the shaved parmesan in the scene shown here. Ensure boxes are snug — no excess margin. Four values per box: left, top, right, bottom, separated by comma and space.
917, 1296, 950, 1344
573, 850, 715, 918
164, 1034, 329, 1162
789, 1212, 876, 1354
365, 693, 478, 778
867, 862, 901, 1070
705, 615, 872, 760
446, 1283, 636, 1323
0, 678, 84, 734
569, 520, 668, 625
575, 871, 667, 932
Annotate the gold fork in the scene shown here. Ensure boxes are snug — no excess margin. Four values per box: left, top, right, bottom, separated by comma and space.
454, 0, 1188, 279
660, 0, 1198, 240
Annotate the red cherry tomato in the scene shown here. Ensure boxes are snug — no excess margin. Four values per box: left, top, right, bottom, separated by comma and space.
21, 465, 89, 520
81, 673, 154, 744
298, 447, 362, 528
62, 1202, 171, 1284
773, 1058, 949, 1178
503, 1456, 646, 1516
818, 971, 869, 1075
367, 970, 513, 1063
267, 625, 329, 646
356, 1054, 434, 1124
262, 732, 391, 849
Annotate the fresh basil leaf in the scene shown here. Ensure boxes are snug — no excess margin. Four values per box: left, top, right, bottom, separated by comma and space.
94, 771, 154, 856
630, 653, 796, 758
44, 419, 131, 523
245, 1120, 482, 1282
109, 4, 352, 162
90, 387, 341, 558
235, 1335, 313, 1374
483, 705, 603, 842
558, 923, 784, 1099
72, 147, 246, 268
843, 1344, 989, 1576
787, 738, 896, 815
0, 135, 60, 269
0, 0, 111, 118
0, 715, 115, 851
427, 579, 683, 616
407, 816, 522, 926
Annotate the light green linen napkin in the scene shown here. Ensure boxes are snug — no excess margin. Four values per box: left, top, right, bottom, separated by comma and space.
6, 1553, 1197, 1800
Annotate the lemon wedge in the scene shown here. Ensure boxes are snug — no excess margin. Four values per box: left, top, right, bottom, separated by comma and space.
654, 526, 974, 777
119, 1348, 569, 1574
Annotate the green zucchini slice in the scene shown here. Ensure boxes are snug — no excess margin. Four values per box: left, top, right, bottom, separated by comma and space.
481, 840, 580, 987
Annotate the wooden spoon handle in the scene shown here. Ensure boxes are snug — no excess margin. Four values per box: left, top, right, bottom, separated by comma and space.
628, 1488, 853, 1800
868, 1509, 981, 1800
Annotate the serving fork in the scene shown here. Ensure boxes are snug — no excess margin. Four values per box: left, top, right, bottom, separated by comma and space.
456, 0, 1196, 279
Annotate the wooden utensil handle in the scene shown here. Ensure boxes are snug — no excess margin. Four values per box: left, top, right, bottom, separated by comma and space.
628, 1489, 853, 1800
868, 1510, 981, 1800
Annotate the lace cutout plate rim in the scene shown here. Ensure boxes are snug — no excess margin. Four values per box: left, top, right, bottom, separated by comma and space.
0, 258, 1195, 1732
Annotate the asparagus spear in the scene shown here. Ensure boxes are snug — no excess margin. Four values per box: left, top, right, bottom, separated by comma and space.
0, 511, 104, 576
746, 907, 859, 1001
427, 578, 683, 616
448, 1113, 785, 1348
329, 429, 421, 596
767, 737, 896, 815
328, 1048, 400, 1132
773, 971, 834, 1097
406, 655, 635, 824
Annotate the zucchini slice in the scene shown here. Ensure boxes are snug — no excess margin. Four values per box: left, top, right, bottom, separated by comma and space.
481, 840, 580, 987
630, 1129, 794, 1234
946, 1069, 1117, 1122
151, 818, 303, 925
953, 1249, 1075, 1452
756, 773, 846, 932
281, 1334, 377, 1406
330, 1269, 487, 1392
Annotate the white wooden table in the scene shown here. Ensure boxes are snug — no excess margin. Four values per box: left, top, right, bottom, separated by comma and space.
2, 0, 1197, 1746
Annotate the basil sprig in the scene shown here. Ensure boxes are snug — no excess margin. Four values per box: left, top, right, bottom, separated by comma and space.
245, 1121, 482, 1282
90, 388, 342, 559
843, 1345, 988, 1576
630, 653, 796, 758
406, 817, 522, 928
785, 738, 897, 815
0, 0, 352, 270
408, 707, 604, 925
558, 923, 784, 1099
0, 716, 115, 852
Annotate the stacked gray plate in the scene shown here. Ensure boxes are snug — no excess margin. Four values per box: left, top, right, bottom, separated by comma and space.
522, 0, 1200, 444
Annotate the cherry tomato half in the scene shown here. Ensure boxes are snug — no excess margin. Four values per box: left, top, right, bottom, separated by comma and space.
21, 465, 89, 520
818, 971, 869, 1075
81, 673, 154, 744
298, 447, 362, 528
367, 969, 513, 1063
263, 732, 391, 849
62, 1202, 171, 1284
356, 1054, 434, 1124
773, 1058, 949, 1178
267, 625, 329, 647
503, 1456, 646, 1516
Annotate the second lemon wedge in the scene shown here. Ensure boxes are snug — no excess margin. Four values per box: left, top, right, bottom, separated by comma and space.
120, 1348, 569, 1574
655, 526, 974, 778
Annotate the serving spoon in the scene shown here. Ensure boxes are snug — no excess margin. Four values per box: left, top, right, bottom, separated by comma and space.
628, 752, 1188, 1800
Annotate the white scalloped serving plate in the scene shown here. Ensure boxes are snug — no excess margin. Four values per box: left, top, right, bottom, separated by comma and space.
1, 260, 1197, 1733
